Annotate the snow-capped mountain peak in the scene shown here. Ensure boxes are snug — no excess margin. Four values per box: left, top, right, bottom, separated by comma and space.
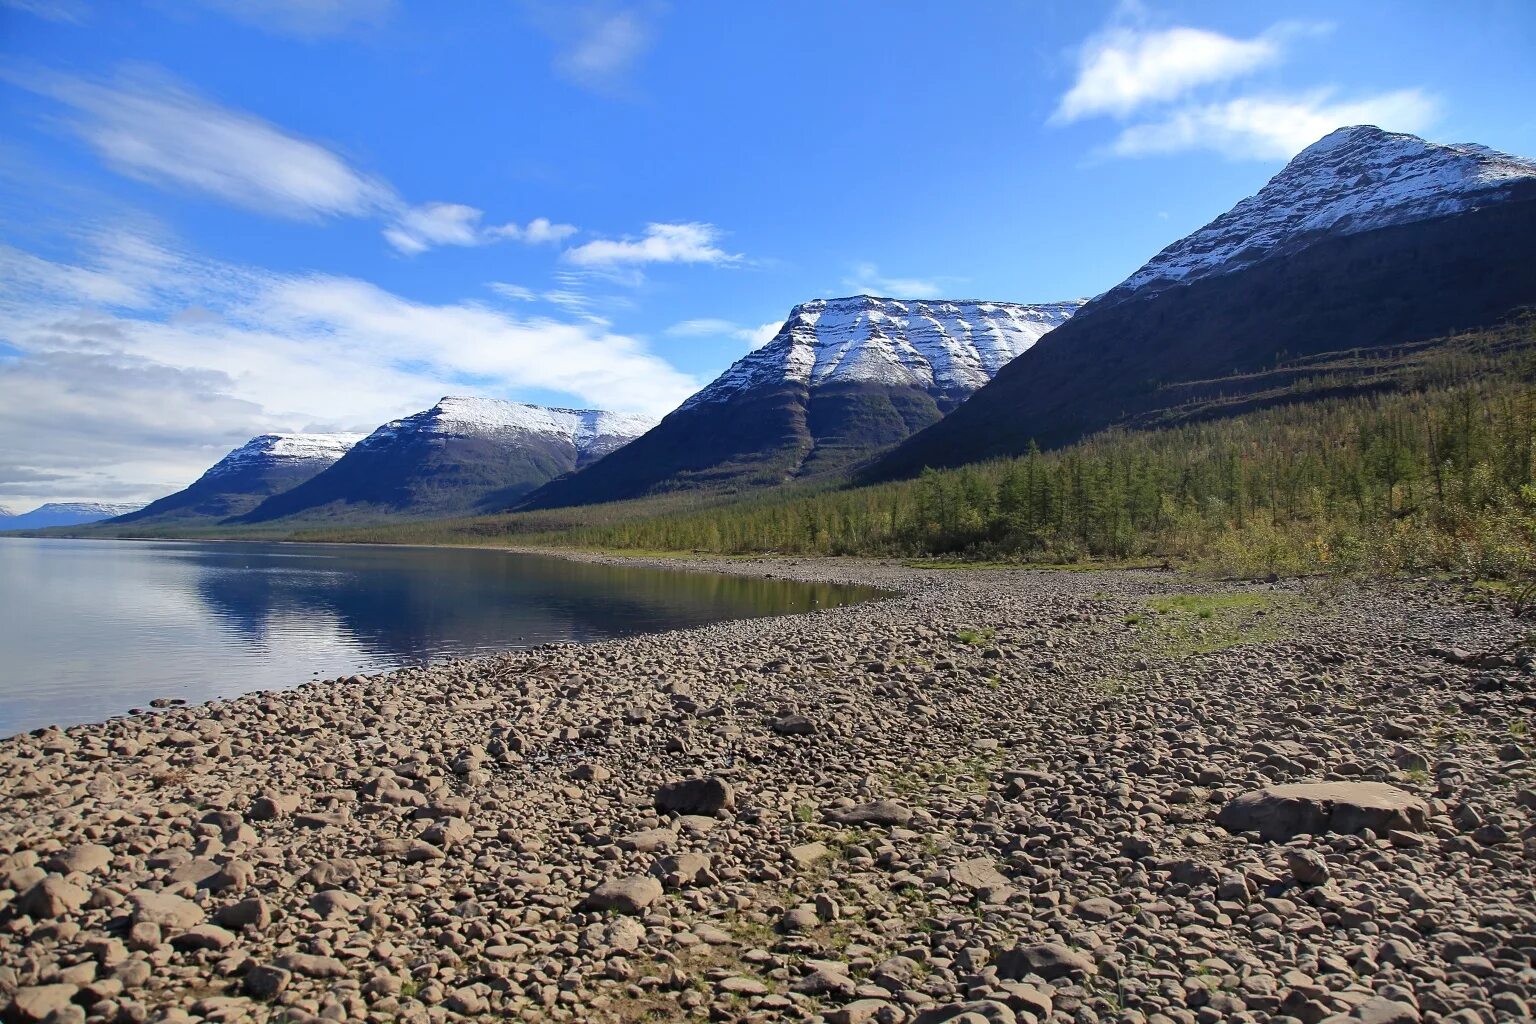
0, 502, 145, 530
1112, 125, 1536, 301
680, 295, 1086, 411
42, 502, 142, 516
206, 433, 365, 478
360, 397, 655, 458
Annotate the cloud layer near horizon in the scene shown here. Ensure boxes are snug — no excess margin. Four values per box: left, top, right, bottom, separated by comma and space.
0, 229, 698, 506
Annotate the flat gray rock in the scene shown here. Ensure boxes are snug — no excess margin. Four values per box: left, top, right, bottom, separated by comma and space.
655, 776, 735, 816
129, 890, 204, 930
828, 799, 912, 827
994, 941, 1097, 981
581, 874, 663, 914
1217, 782, 1428, 841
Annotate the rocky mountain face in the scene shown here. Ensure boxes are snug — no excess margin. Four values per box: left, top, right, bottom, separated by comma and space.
111, 433, 363, 528
874, 126, 1536, 477
520, 295, 1084, 509
237, 397, 655, 523
1, 502, 145, 530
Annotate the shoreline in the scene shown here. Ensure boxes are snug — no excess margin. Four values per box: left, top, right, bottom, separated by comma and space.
2, 557, 1532, 1024
0, 543, 910, 741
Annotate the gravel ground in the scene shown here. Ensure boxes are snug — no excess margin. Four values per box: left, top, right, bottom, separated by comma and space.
1, 555, 1533, 1024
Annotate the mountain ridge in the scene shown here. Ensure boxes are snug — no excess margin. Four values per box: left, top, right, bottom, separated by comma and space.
111, 432, 363, 527
1110, 125, 1536, 303
870, 125, 1536, 478
236, 396, 655, 524
2, 502, 145, 531
519, 295, 1083, 509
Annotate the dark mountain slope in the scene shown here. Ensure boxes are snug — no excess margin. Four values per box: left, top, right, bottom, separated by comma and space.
111, 434, 361, 527
520, 296, 1083, 509
871, 126, 1536, 478
236, 398, 653, 524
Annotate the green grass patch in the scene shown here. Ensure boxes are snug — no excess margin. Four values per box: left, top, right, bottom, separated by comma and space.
1141, 591, 1306, 657
1146, 592, 1276, 616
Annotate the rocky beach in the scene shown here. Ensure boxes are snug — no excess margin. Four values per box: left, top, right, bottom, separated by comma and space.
1, 556, 1533, 1024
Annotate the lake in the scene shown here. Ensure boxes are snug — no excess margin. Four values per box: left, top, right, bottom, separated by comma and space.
0, 538, 887, 736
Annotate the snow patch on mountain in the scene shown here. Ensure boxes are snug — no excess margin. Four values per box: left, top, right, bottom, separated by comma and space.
681, 295, 1086, 411
207, 433, 365, 477
0, 502, 145, 529
1114, 125, 1536, 300
40, 502, 142, 517
361, 397, 656, 456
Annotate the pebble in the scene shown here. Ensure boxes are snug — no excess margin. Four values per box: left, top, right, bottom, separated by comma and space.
0, 557, 1529, 1024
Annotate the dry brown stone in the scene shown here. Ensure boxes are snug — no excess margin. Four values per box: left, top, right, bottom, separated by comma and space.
1217, 782, 1428, 841
655, 777, 735, 816
582, 875, 663, 914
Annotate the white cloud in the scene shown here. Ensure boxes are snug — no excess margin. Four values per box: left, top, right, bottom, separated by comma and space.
17, 66, 394, 221
557, 9, 652, 92
12, 66, 572, 254
523, 3, 656, 95
0, 230, 697, 506
843, 263, 944, 300
1109, 89, 1439, 160
487, 282, 537, 302
666, 317, 783, 348
382, 202, 483, 255
1054, 13, 1435, 162
486, 216, 579, 245
665, 318, 735, 337
564, 222, 737, 268
742, 321, 781, 348
193, 0, 396, 38
1055, 25, 1287, 122
388, 209, 579, 255
2, 0, 89, 23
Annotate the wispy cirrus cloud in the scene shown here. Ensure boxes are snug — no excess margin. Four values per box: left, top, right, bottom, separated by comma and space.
6, 65, 573, 254
842, 262, 949, 300
1, 0, 89, 24
192, 0, 396, 39
523, 2, 659, 96
1054, 11, 1436, 161
666, 317, 782, 349
19, 66, 394, 220
557, 9, 651, 92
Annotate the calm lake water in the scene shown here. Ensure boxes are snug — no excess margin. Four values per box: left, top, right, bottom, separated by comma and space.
0, 538, 886, 736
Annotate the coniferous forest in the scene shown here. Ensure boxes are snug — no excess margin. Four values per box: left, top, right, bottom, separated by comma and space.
307, 321, 1536, 579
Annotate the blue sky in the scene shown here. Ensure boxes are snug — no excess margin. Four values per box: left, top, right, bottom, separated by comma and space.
2, 0, 1534, 507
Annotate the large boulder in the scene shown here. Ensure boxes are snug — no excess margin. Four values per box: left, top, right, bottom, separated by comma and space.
994, 942, 1097, 982
655, 777, 735, 817
6, 984, 79, 1023
1217, 782, 1428, 841
828, 799, 913, 827
581, 875, 663, 915
45, 843, 112, 875
128, 890, 205, 930
913, 1001, 1017, 1024
17, 876, 88, 920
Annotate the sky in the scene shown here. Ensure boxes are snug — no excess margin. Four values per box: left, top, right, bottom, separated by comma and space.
1, 0, 1534, 509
